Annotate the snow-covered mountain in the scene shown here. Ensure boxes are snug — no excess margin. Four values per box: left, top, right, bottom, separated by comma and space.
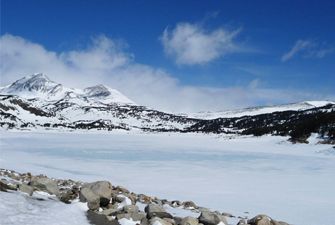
185, 101, 335, 119
0, 74, 334, 143
0, 73, 134, 105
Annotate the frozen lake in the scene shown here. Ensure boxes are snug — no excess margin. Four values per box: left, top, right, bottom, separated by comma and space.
0, 130, 334, 225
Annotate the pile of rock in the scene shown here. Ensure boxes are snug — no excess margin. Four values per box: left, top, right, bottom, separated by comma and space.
0, 169, 291, 225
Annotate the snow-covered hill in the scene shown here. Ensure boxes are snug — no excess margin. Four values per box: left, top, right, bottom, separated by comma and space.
185, 101, 335, 119
0, 74, 334, 143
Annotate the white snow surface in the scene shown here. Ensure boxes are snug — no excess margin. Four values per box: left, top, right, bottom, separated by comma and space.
0, 191, 90, 225
118, 218, 140, 225
0, 130, 335, 225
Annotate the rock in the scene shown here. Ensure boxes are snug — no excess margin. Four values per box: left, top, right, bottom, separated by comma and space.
80, 187, 100, 210
59, 190, 78, 204
181, 217, 199, 225
171, 200, 182, 207
80, 181, 113, 210
85, 181, 113, 199
123, 205, 139, 213
87, 210, 120, 225
145, 203, 173, 219
182, 201, 197, 209
113, 195, 126, 203
91, 181, 113, 199
0, 180, 9, 192
163, 218, 176, 225
149, 217, 173, 225
117, 212, 146, 221
18, 183, 34, 196
101, 208, 122, 216
124, 192, 137, 205
137, 194, 153, 204
174, 217, 183, 225
114, 185, 130, 194
0, 180, 17, 192
237, 219, 247, 225
247, 215, 289, 225
141, 217, 150, 225
30, 177, 59, 196
198, 211, 228, 225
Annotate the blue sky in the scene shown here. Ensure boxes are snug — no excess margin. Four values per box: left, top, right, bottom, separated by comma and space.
0, 0, 334, 111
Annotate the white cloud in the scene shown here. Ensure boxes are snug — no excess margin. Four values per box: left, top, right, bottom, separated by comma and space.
160, 22, 241, 65
0, 34, 332, 112
281, 39, 334, 62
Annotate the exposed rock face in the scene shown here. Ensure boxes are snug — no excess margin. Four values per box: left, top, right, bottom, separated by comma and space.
198, 211, 228, 225
145, 203, 173, 219
30, 177, 59, 196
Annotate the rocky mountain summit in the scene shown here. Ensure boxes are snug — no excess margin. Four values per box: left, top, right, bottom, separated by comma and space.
1, 74, 334, 143
0, 168, 290, 225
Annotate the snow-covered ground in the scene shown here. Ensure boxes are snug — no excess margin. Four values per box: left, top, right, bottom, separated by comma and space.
0, 130, 335, 225
0, 191, 90, 225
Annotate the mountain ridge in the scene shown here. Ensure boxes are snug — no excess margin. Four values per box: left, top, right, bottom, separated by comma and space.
0, 74, 334, 144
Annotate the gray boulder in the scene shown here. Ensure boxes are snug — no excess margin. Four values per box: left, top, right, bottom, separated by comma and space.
59, 189, 78, 204
30, 177, 59, 196
149, 217, 173, 225
141, 217, 150, 225
80, 181, 113, 210
198, 211, 227, 225
80, 187, 100, 210
145, 203, 173, 219
181, 217, 199, 225
117, 212, 146, 221
18, 183, 34, 196
123, 205, 139, 213
86, 181, 113, 199
87, 210, 120, 225
101, 208, 122, 216
0, 181, 11, 192
182, 201, 197, 209
247, 215, 290, 225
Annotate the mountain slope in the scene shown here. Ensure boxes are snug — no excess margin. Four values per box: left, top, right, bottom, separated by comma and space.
185, 101, 335, 119
0, 74, 334, 144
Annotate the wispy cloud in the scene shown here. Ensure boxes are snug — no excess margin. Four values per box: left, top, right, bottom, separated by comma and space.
281, 39, 334, 62
0, 34, 332, 112
160, 22, 242, 65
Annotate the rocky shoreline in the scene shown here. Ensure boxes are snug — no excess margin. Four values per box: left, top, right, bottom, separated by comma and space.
0, 168, 290, 225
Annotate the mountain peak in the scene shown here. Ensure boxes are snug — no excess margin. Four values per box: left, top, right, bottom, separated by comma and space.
2, 73, 63, 97
84, 84, 111, 98
0, 74, 135, 105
